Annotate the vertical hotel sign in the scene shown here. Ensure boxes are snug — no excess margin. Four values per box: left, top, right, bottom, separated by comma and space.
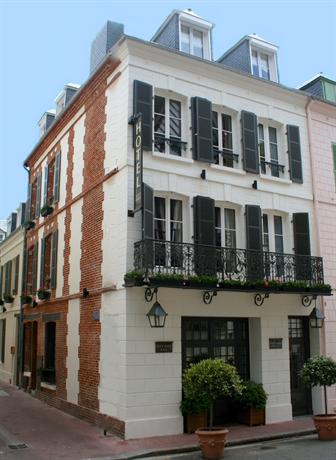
134, 113, 143, 212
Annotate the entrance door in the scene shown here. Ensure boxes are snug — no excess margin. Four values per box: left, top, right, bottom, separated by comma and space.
288, 317, 312, 416
182, 317, 250, 424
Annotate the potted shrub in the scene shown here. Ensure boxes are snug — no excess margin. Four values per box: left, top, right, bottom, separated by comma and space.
124, 271, 144, 287
21, 295, 32, 305
300, 355, 336, 441
180, 396, 208, 434
182, 358, 243, 459
37, 288, 51, 301
40, 204, 53, 218
0, 298, 4, 306
23, 220, 35, 230
236, 380, 267, 426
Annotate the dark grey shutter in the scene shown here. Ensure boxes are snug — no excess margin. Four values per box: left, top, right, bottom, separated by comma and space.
245, 205, 263, 280
40, 237, 45, 287
287, 125, 303, 183
32, 242, 38, 293
241, 111, 259, 174
293, 213, 311, 256
14, 255, 20, 295
191, 97, 213, 162
35, 172, 42, 218
26, 182, 32, 221
53, 152, 61, 203
1, 319, 5, 363
4, 263, 10, 296
293, 213, 311, 281
51, 231, 58, 289
22, 249, 28, 294
193, 196, 216, 275
43, 164, 49, 206
133, 80, 153, 151
142, 183, 154, 240
0, 266, 3, 298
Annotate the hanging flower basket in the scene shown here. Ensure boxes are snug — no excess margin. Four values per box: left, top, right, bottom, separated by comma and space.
37, 288, 51, 301
4, 294, 14, 304
40, 205, 53, 218
21, 295, 33, 305
23, 220, 35, 230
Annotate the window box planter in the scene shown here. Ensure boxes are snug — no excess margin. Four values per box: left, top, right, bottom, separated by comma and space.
149, 274, 185, 287
124, 272, 144, 287
21, 295, 32, 305
238, 407, 265, 427
188, 276, 218, 289
235, 380, 267, 427
4, 294, 14, 304
0, 298, 4, 306
23, 220, 35, 230
40, 205, 53, 218
37, 289, 51, 301
185, 412, 207, 434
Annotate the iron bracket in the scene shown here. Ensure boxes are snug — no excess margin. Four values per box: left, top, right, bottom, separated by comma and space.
145, 287, 157, 303
301, 294, 317, 308
203, 290, 217, 305
254, 293, 270, 306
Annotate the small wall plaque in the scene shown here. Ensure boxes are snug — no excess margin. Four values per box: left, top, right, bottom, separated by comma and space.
269, 338, 283, 349
155, 341, 173, 353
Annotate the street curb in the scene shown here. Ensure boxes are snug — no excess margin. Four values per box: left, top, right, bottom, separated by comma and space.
87, 428, 317, 460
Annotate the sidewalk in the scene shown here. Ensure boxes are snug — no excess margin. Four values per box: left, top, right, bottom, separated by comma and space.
0, 382, 315, 460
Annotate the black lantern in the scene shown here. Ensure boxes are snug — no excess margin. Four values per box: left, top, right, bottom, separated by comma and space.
146, 301, 168, 328
309, 306, 325, 329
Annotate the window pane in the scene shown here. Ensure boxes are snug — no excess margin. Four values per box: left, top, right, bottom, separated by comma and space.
274, 215, 283, 235
169, 99, 181, 119
170, 199, 182, 222
224, 209, 235, 230
154, 115, 165, 134
154, 220, 166, 240
258, 124, 266, 174
181, 25, 190, 53
155, 197, 165, 219
269, 127, 279, 177
262, 214, 269, 251
252, 50, 259, 76
193, 30, 203, 58
215, 207, 221, 247
154, 96, 165, 114
170, 222, 182, 242
222, 114, 233, 151
222, 114, 232, 132
215, 207, 221, 228
260, 53, 270, 79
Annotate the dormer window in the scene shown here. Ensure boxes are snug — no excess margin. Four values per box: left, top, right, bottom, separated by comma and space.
181, 25, 204, 58
252, 50, 270, 80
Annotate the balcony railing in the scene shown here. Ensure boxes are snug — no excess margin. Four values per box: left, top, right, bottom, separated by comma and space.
134, 239, 325, 286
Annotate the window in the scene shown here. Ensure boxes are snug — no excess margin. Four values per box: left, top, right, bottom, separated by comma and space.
40, 231, 58, 290
215, 207, 237, 274
274, 216, 284, 254
154, 96, 184, 156
154, 197, 183, 266
212, 111, 236, 167
262, 214, 270, 252
258, 124, 284, 177
42, 322, 56, 385
181, 25, 204, 58
252, 50, 270, 80
263, 214, 285, 278
0, 319, 5, 363
323, 82, 336, 103
332, 144, 336, 189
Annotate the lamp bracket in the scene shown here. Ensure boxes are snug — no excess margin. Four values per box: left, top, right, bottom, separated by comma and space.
301, 294, 317, 308
203, 290, 217, 305
145, 287, 157, 303
254, 293, 269, 307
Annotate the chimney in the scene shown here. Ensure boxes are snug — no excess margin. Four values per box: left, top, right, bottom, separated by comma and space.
90, 21, 124, 74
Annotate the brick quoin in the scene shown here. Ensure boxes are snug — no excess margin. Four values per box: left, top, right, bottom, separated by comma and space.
78, 74, 107, 412
63, 127, 75, 297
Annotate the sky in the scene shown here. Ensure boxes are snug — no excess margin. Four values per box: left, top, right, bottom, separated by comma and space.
0, 0, 335, 218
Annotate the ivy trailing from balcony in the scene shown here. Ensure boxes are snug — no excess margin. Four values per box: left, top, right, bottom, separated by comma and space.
124, 271, 331, 294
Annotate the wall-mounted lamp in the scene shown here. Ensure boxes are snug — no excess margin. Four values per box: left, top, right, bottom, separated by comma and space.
83, 288, 90, 298
252, 180, 258, 189
200, 169, 206, 180
309, 306, 325, 329
146, 289, 168, 328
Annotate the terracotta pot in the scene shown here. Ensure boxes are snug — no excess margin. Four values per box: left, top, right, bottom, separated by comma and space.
185, 413, 207, 434
196, 428, 228, 460
313, 414, 336, 441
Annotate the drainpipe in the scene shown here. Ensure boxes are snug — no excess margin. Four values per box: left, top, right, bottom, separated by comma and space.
16, 164, 29, 387
305, 98, 327, 358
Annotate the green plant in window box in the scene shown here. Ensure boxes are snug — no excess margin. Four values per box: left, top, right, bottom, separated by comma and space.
180, 396, 208, 434
310, 283, 331, 293
40, 204, 53, 218
188, 275, 218, 288
37, 288, 51, 301
124, 271, 144, 286
149, 273, 185, 286
4, 294, 14, 304
0, 298, 4, 306
21, 295, 32, 305
23, 220, 35, 230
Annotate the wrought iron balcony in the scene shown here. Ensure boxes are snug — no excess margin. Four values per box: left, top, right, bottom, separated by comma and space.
133, 239, 327, 289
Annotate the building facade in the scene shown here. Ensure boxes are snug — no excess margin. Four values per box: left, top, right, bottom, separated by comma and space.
0, 206, 25, 385
20, 10, 332, 439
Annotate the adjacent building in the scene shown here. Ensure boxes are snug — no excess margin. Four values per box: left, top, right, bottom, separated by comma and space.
0, 204, 25, 385
17, 9, 334, 439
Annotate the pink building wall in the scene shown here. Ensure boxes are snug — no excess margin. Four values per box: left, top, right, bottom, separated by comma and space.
308, 99, 336, 412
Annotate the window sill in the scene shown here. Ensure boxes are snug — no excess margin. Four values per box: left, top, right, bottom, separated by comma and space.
151, 152, 194, 164
210, 164, 246, 176
259, 174, 291, 185
40, 382, 56, 391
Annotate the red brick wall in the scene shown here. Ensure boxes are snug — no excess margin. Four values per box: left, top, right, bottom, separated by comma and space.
78, 69, 107, 411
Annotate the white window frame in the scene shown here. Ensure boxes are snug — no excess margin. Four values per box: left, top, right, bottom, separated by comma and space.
212, 106, 239, 169
258, 121, 286, 179
261, 212, 287, 254
179, 21, 211, 60
250, 46, 278, 82
214, 206, 238, 248
154, 195, 185, 243
153, 91, 188, 158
